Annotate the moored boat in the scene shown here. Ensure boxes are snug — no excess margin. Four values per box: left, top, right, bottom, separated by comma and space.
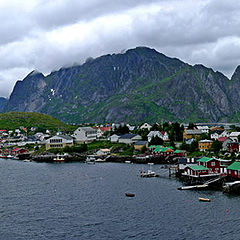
53, 154, 65, 162
199, 197, 211, 202
125, 192, 135, 197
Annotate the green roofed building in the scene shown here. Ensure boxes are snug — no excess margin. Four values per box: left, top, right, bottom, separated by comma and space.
227, 162, 240, 178
197, 157, 213, 163
184, 164, 209, 176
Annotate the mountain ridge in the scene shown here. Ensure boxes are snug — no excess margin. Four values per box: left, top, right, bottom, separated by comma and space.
3, 46, 240, 123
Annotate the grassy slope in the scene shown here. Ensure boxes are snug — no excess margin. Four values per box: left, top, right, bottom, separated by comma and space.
0, 112, 75, 131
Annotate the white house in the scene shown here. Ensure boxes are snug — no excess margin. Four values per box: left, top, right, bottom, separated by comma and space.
140, 123, 152, 131
45, 135, 73, 150
210, 130, 227, 140
109, 134, 121, 143
147, 131, 169, 142
72, 127, 97, 143
96, 149, 111, 156
118, 134, 142, 144
229, 132, 240, 142
196, 126, 209, 133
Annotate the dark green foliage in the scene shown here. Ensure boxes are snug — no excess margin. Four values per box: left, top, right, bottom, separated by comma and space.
0, 112, 74, 132
150, 136, 163, 145
210, 140, 222, 153
63, 144, 88, 153
113, 124, 129, 134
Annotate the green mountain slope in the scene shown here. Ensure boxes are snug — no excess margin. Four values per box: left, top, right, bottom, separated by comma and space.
0, 112, 74, 131
4, 46, 240, 123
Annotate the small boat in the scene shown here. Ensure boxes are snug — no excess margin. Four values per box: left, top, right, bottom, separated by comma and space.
86, 156, 95, 164
199, 197, 211, 202
125, 161, 131, 164
7, 155, 14, 159
140, 163, 159, 177
53, 154, 65, 162
125, 193, 135, 197
140, 170, 159, 178
95, 158, 106, 162
23, 159, 31, 162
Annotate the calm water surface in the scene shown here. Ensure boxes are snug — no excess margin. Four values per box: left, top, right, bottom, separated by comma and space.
0, 160, 239, 239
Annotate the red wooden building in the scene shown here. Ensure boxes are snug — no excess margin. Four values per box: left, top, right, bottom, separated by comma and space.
227, 142, 239, 153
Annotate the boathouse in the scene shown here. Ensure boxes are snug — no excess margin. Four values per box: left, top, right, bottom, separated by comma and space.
197, 157, 221, 173
184, 165, 209, 176
227, 162, 240, 178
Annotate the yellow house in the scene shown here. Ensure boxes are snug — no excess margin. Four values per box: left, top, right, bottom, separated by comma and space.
183, 129, 203, 140
134, 141, 148, 151
198, 139, 213, 151
46, 135, 74, 150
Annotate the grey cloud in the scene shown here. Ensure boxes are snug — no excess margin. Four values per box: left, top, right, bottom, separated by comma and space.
1, 0, 240, 97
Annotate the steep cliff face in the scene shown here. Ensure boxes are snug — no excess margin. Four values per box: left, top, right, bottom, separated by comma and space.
3, 47, 240, 123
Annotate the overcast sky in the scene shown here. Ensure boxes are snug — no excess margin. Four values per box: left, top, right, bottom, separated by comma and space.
0, 0, 240, 97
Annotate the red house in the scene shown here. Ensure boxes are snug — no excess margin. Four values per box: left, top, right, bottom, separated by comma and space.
227, 142, 239, 153
197, 157, 221, 174
227, 162, 240, 178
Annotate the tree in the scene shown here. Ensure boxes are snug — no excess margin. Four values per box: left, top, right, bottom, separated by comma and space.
210, 140, 222, 153
150, 136, 163, 145
188, 122, 196, 129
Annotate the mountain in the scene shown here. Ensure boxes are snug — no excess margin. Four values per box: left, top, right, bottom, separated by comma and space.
0, 97, 8, 112
3, 47, 240, 123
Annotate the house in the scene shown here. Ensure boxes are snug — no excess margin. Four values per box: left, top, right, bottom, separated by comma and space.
198, 140, 213, 151
229, 132, 240, 142
96, 149, 111, 156
210, 130, 226, 140
196, 126, 209, 133
45, 135, 73, 150
147, 131, 162, 142
118, 134, 142, 144
153, 146, 174, 156
11, 148, 27, 156
134, 141, 148, 151
227, 162, 240, 178
218, 137, 232, 151
227, 142, 239, 152
177, 157, 199, 172
140, 123, 152, 131
72, 127, 97, 143
183, 165, 209, 177
109, 134, 121, 143
174, 150, 186, 157
197, 157, 221, 174
94, 126, 111, 138
183, 129, 203, 140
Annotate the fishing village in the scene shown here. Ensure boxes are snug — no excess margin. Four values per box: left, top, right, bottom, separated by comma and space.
1, 119, 240, 196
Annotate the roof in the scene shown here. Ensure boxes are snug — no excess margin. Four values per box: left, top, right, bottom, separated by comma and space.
57, 135, 73, 140
211, 130, 224, 135
227, 162, 240, 171
197, 157, 213, 163
199, 140, 213, 143
153, 146, 174, 153
218, 137, 228, 142
185, 130, 203, 135
119, 134, 138, 139
188, 165, 209, 171
229, 132, 240, 137
99, 127, 111, 131
174, 150, 181, 153
77, 127, 96, 132
134, 141, 148, 146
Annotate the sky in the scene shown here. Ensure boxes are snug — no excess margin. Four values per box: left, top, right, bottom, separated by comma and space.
0, 0, 240, 97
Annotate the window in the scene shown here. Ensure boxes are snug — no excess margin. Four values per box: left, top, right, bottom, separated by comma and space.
211, 162, 215, 166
